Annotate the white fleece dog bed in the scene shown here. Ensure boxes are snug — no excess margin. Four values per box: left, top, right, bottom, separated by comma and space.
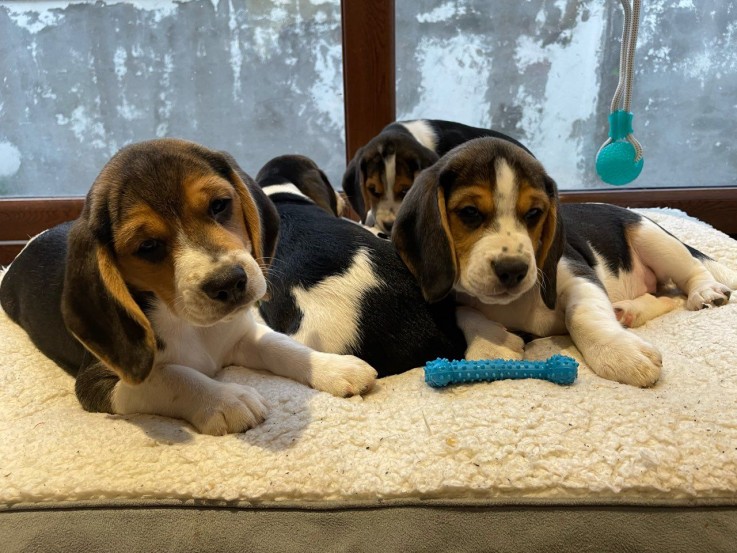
1, 209, 737, 551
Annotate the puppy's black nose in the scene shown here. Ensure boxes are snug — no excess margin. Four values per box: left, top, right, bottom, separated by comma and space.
492, 258, 529, 287
381, 220, 394, 233
202, 266, 247, 304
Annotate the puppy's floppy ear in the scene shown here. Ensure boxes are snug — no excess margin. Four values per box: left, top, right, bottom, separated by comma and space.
62, 195, 156, 385
217, 152, 280, 273
537, 175, 566, 309
304, 167, 339, 216
316, 168, 340, 216
342, 150, 367, 221
411, 145, 440, 176
242, 171, 280, 270
392, 166, 457, 303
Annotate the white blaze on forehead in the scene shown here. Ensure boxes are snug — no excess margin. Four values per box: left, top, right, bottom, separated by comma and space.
383, 153, 396, 202
399, 119, 438, 152
494, 159, 519, 220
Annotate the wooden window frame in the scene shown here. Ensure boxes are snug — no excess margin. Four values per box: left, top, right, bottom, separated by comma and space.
1, 0, 735, 265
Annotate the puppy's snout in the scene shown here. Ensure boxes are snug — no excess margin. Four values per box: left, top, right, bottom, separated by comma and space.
379, 219, 394, 233
492, 258, 529, 287
202, 266, 248, 304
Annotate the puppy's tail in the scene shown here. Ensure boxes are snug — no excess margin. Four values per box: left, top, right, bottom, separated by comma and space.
687, 244, 737, 289
703, 258, 737, 289
335, 191, 347, 217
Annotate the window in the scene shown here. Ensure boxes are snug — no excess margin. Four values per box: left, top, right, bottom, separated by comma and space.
396, 1, 737, 190
1, 0, 736, 265
0, 0, 346, 197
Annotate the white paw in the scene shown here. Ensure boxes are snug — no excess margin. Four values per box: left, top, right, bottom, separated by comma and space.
614, 294, 685, 328
585, 331, 662, 387
457, 306, 524, 361
613, 300, 641, 328
464, 329, 524, 361
687, 282, 732, 310
308, 353, 378, 397
191, 382, 268, 436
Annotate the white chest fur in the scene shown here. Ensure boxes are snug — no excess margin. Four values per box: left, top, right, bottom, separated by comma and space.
148, 300, 255, 377
456, 285, 566, 337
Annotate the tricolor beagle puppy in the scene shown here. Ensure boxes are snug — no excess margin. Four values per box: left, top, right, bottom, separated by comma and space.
342, 119, 533, 234
0, 139, 377, 435
255, 155, 469, 376
392, 137, 737, 387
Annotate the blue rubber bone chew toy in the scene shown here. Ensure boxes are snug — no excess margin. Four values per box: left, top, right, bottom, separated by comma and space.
424, 354, 578, 388
596, 0, 644, 186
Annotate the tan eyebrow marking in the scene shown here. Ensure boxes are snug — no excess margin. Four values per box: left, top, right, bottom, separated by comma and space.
447, 183, 494, 213
516, 186, 548, 212
115, 204, 169, 251
184, 174, 235, 214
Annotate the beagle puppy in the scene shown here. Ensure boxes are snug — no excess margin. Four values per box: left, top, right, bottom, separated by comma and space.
255, 154, 468, 376
342, 119, 532, 234
0, 139, 377, 435
392, 137, 737, 387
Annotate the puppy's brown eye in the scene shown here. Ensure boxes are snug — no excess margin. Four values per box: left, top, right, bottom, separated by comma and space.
458, 206, 483, 228
368, 186, 382, 198
136, 239, 166, 262
397, 189, 410, 200
210, 198, 232, 220
524, 208, 543, 225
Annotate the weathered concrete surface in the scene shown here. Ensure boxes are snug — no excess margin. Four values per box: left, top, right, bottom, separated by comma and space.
0, 0, 345, 195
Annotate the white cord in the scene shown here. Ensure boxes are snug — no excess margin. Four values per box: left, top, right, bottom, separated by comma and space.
606, 0, 643, 161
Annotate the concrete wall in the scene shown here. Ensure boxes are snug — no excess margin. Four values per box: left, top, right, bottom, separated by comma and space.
1, 0, 735, 196
0, 0, 345, 196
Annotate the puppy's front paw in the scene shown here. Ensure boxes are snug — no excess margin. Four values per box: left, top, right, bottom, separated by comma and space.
308, 353, 378, 397
191, 383, 268, 436
464, 333, 524, 361
687, 282, 732, 310
586, 331, 662, 387
457, 306, 524, 361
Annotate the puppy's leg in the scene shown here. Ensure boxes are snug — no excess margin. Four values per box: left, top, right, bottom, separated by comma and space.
613, 293, 685, 328
560, 271, 661, 387
630, 219, 732, 310
231, 320, 377, 398
456, 306, 524, 360
77, 361, 268, 435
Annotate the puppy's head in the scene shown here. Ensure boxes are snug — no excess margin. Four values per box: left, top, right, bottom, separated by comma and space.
256, 155, 341, 216
349, 130, 439, 233
61, 138, 279, 384
392, 137, 564, 308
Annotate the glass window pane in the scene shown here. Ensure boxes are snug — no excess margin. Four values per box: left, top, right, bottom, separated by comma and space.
396, 1, 737, 190
0, 0, 345, 197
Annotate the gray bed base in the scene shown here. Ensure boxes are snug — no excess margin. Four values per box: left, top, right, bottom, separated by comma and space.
3, 498, 736, 553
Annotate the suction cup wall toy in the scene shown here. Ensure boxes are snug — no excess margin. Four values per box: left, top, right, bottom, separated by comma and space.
596, 0, 644, 186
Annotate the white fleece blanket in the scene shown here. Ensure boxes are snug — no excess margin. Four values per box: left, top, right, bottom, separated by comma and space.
1, 209, 737, 508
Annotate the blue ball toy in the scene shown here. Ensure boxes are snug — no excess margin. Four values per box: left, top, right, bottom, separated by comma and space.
596, 110, 644, 186
596, 140, 644, 186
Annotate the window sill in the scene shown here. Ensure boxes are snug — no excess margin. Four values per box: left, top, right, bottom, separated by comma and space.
1, 188, 736, 265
